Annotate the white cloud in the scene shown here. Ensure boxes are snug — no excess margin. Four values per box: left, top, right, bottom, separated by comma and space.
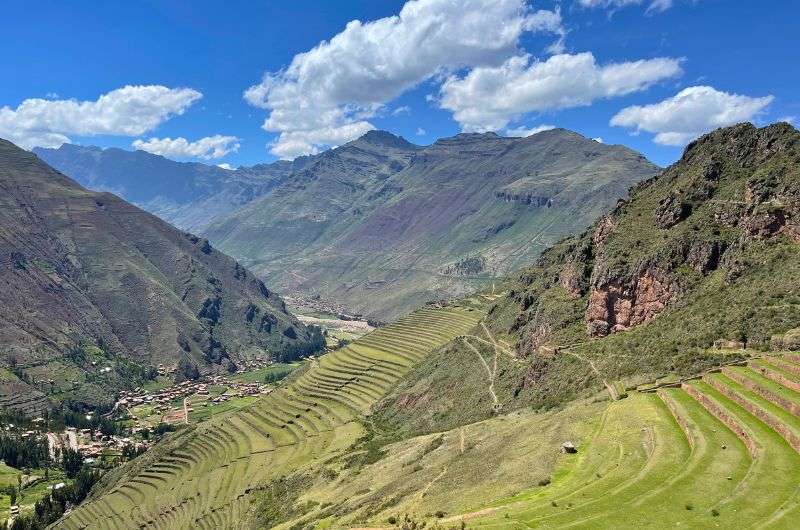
244, 0, 565, 158
611, 86, 774, 145
0, 85, 202, 149
416, 127, 427, 136
439, 52, 682, 132
505, 124, 556, 137
132, 135, 240, 160
269, 122, 376, 159
392, 105, 411, 116
779, 116, 797, 126
217, 163, 234, 170
593, 137, 604, 143
578, 0, 674, 14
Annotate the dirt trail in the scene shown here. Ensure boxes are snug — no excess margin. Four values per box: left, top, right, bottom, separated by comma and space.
563, 350, 618, 400
461, 338, 499, 408
481, 322, 517, 358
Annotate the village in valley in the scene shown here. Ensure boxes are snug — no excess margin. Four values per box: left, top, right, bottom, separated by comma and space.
1, 360, 301, 526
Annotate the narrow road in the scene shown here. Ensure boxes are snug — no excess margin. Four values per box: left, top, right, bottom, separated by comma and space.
183, 397, 190, 424
46, 432, 62, 459
67, 429, 78, 451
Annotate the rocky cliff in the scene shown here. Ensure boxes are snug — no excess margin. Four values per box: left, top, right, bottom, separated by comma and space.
0, 139, 321, 411
499, 122, 800, 394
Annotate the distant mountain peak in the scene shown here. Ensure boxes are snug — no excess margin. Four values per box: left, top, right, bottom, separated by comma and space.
354, 129, 418, 150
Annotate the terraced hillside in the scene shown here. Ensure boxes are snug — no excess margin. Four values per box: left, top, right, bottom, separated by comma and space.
448, 354, 800, 529
55, 301, 484, 529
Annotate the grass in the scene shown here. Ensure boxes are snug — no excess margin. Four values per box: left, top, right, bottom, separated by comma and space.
53, 296, 800, 529
188, 395, 257, 423
1, 468, 72, 521
0, 461, 19, 487
290, 353, 800, 530
229, 362, 299, 383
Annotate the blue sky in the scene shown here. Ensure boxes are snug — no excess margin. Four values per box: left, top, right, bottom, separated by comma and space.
1, 0, 797, 168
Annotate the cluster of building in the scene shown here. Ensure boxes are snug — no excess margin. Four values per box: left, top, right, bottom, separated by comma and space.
119, 375, 270, 410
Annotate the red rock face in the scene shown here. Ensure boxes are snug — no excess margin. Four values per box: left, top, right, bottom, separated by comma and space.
585, 268, 677, 337
592, 216, 616, 246
559, 262, 582, 298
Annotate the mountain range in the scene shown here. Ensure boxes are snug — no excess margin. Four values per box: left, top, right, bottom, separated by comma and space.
39, 129, 662, 320
33, 143, 292, 233
0, 139, 321, 412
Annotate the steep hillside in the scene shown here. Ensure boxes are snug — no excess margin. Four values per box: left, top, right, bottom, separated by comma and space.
375, 122, 800, 434
0, 139, 321, 411
54, 300, 485, 529
207, 129, 660, 320
33, 144, 294, 232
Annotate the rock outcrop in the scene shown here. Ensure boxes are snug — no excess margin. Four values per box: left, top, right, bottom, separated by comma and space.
493, 122, 800, 362
585, 268, 679, 337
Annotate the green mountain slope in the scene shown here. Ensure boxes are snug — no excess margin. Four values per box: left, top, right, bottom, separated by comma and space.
0, 139, 321, 411
206, 129, 660, 320
376, 122, 800, 433
33, 143, 295, 232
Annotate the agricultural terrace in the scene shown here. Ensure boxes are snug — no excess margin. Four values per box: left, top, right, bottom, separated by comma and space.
450, 354, 800, 529
56, 301, 485, 529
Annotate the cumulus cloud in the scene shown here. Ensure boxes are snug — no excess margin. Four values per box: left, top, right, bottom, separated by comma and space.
578, 0, 674, 14
416, 127, 427, 136
217, 163, 234, 170
505, 124, 556, 137
610, 85, 774, 145
243, 0, 565, 158
132, 135, 240, 160
0, 85, 202, 149
439, 52, 682, 132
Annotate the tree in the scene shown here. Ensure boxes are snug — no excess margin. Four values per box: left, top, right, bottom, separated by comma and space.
62, 448, 83, 478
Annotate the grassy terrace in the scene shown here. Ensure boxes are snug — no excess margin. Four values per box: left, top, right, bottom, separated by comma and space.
56, 301, 485, 529
458, 354, 800, 529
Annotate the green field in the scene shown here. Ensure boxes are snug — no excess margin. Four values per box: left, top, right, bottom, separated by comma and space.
229, 362, 299, 384
448, 355, 800, 529
187, 395, 258, 423
275, 354, 800, 528
0, 461, 19, 487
